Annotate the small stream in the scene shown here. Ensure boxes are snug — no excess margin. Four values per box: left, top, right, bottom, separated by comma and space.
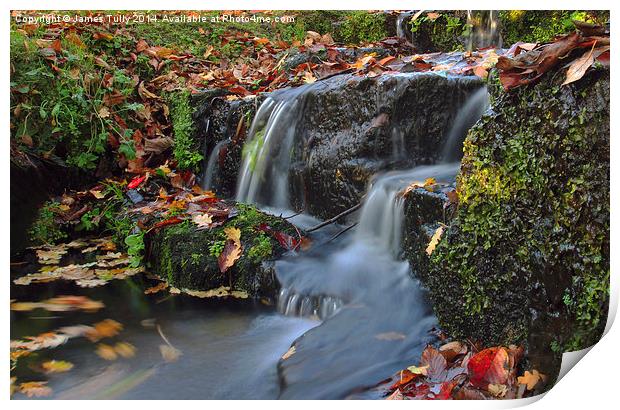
11, 279, 316, 399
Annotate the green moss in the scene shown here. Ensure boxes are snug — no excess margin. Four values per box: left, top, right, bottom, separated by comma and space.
409, 12, 466, 52
147, 203, 298, 296
337, 11, 387, 44
28, 201, 67, 245
499, 10, 609, 45
247, 233, 273, 262
424, 68, 609, 351
166, 89, 202, 171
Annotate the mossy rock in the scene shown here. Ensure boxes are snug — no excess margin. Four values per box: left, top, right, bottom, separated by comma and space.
145, 203, 300, 298
419, 67, 609, 355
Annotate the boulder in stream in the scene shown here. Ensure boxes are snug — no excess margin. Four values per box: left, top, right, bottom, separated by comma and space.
146, 203, 301, 298
411, 67, 610, 359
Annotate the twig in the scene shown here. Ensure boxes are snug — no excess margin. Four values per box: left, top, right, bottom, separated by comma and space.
322, 223, 357, 245
306, 203, 362, 233
281, 211, 302, 220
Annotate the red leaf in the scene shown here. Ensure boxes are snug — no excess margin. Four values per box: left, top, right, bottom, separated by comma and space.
467, 347, 510, 388
127, 175, 146, 190
273, 231, 299, 251
151, 216, 183, 230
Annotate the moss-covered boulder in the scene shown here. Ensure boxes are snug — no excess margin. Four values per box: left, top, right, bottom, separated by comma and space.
146, 203, 300, 298
416, 67, 609, 353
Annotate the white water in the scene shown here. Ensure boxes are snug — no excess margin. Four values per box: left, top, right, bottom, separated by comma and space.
466, 10, 502, 51
441, 87, 490, 161
236, 90, 307, 208
201, 139, 229, 190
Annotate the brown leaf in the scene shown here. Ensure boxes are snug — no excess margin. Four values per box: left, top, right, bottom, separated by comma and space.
420, 346, 448, 381
563, 44, 596, 85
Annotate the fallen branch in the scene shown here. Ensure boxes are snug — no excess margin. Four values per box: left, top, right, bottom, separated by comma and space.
306, 203, 362, 233
322, 223, 358, 245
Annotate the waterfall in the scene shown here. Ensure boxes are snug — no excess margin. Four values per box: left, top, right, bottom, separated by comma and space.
236, 88, 308, 208
201, 139, 229, 191
466, 10, 502, 51
441, 87, 489, 162
276, 85, 489, 318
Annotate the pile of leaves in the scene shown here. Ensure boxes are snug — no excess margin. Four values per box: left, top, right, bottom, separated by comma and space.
496, 21, 609, 90
384, 341, 548, 400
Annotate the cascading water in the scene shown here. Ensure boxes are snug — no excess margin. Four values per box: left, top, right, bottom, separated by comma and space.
236, 87, 309, 208
441, 87, 490, 161
275, 86, 490, 399
201, 139, 229, 190
466, 10, 502, 51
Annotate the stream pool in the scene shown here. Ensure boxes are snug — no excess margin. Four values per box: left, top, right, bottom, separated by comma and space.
11, 278, 316, 399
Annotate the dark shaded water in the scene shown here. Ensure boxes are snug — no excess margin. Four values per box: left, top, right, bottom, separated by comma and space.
11, 278, 316, 399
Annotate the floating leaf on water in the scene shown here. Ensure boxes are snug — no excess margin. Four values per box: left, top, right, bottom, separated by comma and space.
144, 281, 168, 294
19, 381, 52, 397
114, 342, 136, 358
42, 360, 74, 373
96, 343, 118, 361
281, 346, 296, 360
375, 332, 406, 341
159, 344, 181, 362
86, 319, 123, 342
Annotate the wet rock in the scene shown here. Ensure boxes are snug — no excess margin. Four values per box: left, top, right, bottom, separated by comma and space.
192, 92, 265, 197
402, 185, 457, 276
294, 73, 483, 218
145, 203, 300, 298
194, 73, 483, 220
419, 67, 610, 357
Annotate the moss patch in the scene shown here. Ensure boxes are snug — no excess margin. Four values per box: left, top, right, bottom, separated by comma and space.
146, 203, 299, 297
420, 67, 609, 353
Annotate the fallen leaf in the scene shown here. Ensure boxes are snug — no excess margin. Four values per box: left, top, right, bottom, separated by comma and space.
467, 347, 510, 388
145, 281, 169, 294
19, 381, 52, 397
114, 342, 136, 358
426, 226, 445, 256
160, 344, 181, 362
41, 360, 74, 373
96, 343, 118, 360
517, 369, 546, 390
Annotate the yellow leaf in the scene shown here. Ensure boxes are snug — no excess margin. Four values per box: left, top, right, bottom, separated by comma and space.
518, 369, 546, 390
42, 360, 74, 373
406, 365, 429, 375
96, 343, 118, 360
90, 189, 106, 199
224, 227, 241, 245
426, 226, 445, 256
114, 342, 136, 358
